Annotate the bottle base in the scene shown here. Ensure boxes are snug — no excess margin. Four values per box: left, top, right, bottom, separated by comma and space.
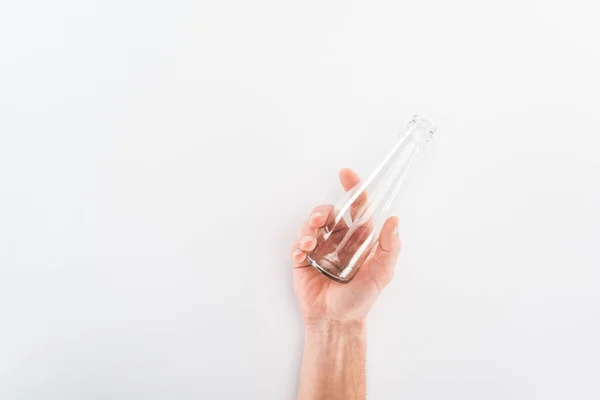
306, 255, 350, 283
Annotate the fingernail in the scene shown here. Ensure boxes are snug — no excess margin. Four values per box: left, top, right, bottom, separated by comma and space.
310, 212, 322, 223
300, 236, 313, 245
293, 249, 304, 259
393, 226, 400, 238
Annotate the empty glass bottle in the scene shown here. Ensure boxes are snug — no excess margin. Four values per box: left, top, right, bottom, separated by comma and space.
306, 115, 437, 282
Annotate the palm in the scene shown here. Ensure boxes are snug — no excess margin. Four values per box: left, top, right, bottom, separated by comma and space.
293, 258, 383, 322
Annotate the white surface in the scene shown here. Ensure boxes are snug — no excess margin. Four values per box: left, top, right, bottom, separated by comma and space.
1, 0, 599, 399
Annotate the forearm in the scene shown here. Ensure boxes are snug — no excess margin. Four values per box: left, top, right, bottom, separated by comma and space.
297, 320, 367, 400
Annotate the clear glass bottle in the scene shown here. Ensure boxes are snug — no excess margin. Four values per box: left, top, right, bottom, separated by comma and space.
306, 115, 437, 282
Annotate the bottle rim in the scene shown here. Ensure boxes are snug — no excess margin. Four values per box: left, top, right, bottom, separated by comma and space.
410, 115, 437, 140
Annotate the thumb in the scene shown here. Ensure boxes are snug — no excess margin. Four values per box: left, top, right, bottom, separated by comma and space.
370, 216, 402, 285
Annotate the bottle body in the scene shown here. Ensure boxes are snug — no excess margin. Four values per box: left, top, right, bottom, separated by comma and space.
306, 115, 436, 282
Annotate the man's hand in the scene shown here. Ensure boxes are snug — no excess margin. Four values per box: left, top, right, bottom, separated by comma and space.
293, 168, 402, 400
291, 168, 402, 325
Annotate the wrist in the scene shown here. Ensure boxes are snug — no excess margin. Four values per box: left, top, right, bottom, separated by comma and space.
304, 318, 366, 337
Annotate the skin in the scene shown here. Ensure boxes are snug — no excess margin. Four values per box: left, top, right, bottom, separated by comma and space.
292, 168, 402, 400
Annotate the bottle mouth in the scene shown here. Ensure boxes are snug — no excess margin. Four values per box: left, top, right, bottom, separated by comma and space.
409, 115, 437, 141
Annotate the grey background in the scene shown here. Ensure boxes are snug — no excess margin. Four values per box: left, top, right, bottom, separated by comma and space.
1, 0, 599, 399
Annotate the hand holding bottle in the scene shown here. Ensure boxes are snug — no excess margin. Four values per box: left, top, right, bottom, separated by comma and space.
291, 168, 402, 325
294, 117, 435, 399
